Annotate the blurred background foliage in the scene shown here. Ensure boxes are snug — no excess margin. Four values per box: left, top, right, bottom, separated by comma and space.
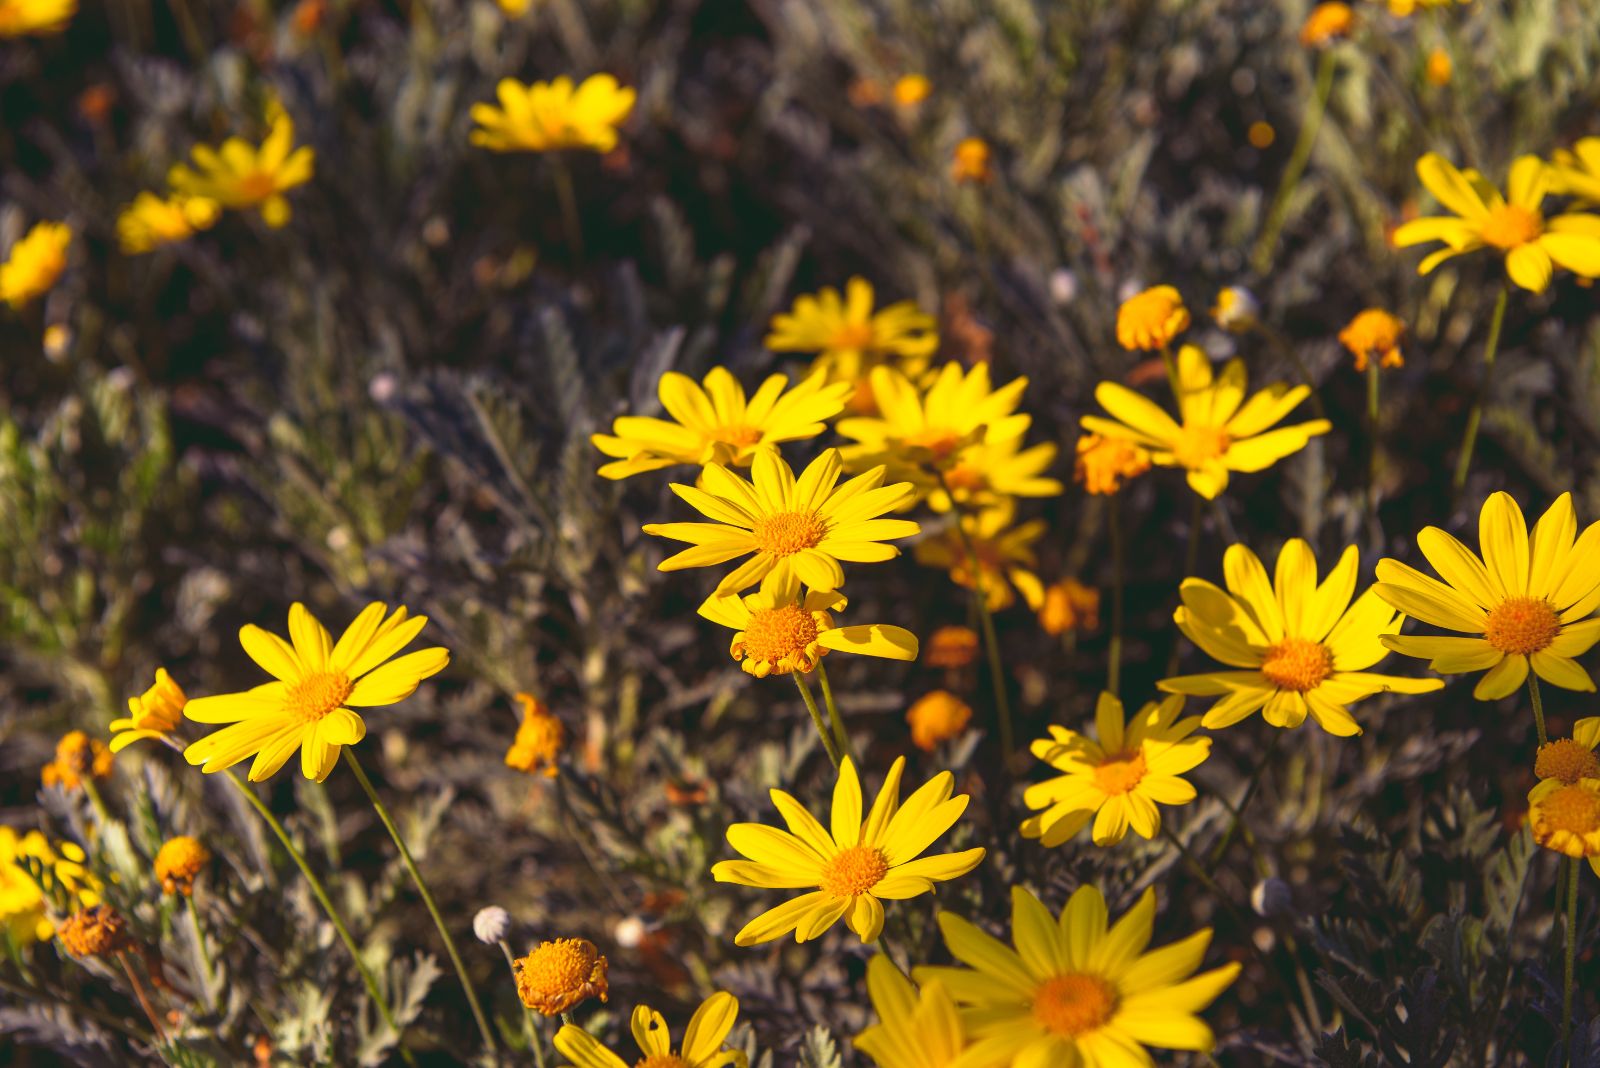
3, 0, 1600, 1064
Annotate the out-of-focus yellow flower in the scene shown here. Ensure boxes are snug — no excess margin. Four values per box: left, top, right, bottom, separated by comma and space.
56, 904, 130, 959
591, 368, 850, 480
1, 831, 102, 945
917, 885, 1241, 1063
168, 113, 314, 228
699, 571, 919, 678
712, 756, 984, 946
505, 692, 564, 777
906, 691, 972, 752
1552, 138, 1600, 206
154, 836, 210, 896
1039, 578, 1100, 636
110, 668, 188, 752
1073, 433, 1152, 496
1210, 286, 1259, 333
1248, 122, 1276, 149
1536, 719, 1600, 785
0, 0, 75, 36
1529, 778, 1600, 876
470, 74, 635, 154
1, 221, 70, 308
1338, 309, 1406, 371
924, 625, 979, 669
1081, 345, 1331, 499
1300, 2, 1356, 47
1424, 47, 1453, 86
951, 138, 992, 184
1022, 693, 1209, 847
183, 602, 448, 782
41, 731, 112, 791
892, 74, 931, 108
855, 956, 971, 1068
1392, 153, 1600, 293
1116, 285, 1190, 352
116, 193, 219, 255
914, 501, 1046, 612
554, 991, 747, 1068
496, 0, 532, 15
513, 937, 609, 1016
765, 278, 939, 405
1388, 0, 1471, 16
1377, 492, 1600, 700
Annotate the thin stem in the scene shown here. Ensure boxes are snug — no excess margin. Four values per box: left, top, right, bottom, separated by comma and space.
1108, 493, 1125, 697
550, 157, 585, 262
1529, 673, 1548, 748
81, 776, 112, 830
499, 941, 545, 1067
1562, 854, 1579, 1057
1452, 285, 1509, 496
936, 476, 1015, 760
1365, 359, 1382, 523
185, 895, 214, 1013
1253, 47, 1338, 273
117, 953, 165, 1043
1208, 730, 1282, 868
343, 750, 499, 1065
815, 660, 850, 760
221, 771, 415, 1066
1167, 493, 1207, 675
793, 673, 841, 767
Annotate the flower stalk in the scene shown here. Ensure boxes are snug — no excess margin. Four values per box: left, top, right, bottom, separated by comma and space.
1452, 286, 1510, 496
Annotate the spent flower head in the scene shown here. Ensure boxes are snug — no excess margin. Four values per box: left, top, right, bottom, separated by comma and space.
154, 836, 210, 897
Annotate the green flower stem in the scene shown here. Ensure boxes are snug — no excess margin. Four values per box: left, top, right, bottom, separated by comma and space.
343, 749, 499, 1066
220, 769, 418, 1068
936, 473, 1016, 762
1562, 855, 1580, 1055
1108, 492, 1125, 698
498, 941, 545, 1068
1208, 729, 1282, 869
1529, 674, 1548, 748
1452, 285, 1509, 496
1167, 493, 1207, 676
81, 776, 113, 831
1257, 323, 1327, 420
815, 660, 850, 760
1365, 359, 1382, 522
794, 673, 841, 767
550, 156, 585, 262
1253, 47, 1338, 273
185, 895, 215, 1013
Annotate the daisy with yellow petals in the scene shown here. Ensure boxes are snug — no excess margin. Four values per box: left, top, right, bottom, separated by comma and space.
855, 956, 977, 1068
183, 602, 449, 782
109, 668, 188, 752
554, 991, 748, 1068
1535, 719, 1600, 785
1, 221, 70, 309
1080, 345, 1331, 500
1552, 138, 1600, 205
469, 74, 636, 154
0, 0, 75, 36
168, 113, 314, 228
1022, 693, 1210, 848
1376, 492, 1600, 701
914, 501, 1046, 612
916, 885, 1241, 1067
711, 756, 985, 946
1529, 778, 1600, 878
116, 193, 220, 255
765, 278, 939, 404
642, 447, 920, 595
1162, 540, 1442, 735
1391, 153, 1600, 293
592, 368, 851, 480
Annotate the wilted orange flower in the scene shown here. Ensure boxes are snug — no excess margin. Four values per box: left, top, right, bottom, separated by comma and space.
513, 937, 610, 1015
505, 693, 564, 778
42, 731, 112, 791
1039, 579, 1100, 635
925, 625, 980, 669
1339, 309, 1405, 371
951, 138, 993, 184
906, 691, 973, 751
1074, 433, 1152, 495
1116, 286, 1189, 351
56, 905, 130, 959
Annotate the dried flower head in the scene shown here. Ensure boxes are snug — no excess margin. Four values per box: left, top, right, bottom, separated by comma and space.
473, 906, 511, 945
1338, 309, 1405, 372
924, 625, 980, 669
1038, 579, 1101, 636
42, 731, 113, 791
951, 138, 993, 184
56, 904, 130, 959
505, 693, 565, 778
154, 836, 210, 896
513, 937, 610, 1015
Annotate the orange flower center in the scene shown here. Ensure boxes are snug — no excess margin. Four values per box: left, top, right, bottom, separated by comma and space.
1540, 785, 1600, 838
285, 672, 354, 723
820, 844, 889, 897
902, 426, 964, 461
1171, 424, 1231, 469
710, 425, 764, 448
636, 1057, 690, 1068
942, 461, 985, 491
1261, 637, 1334, 692
518, 939, 602, 1003
739, 604, 821, 666
1031, 973, 1118, 1037
1481, 204, 1543, 250
752, 510, 826, 556
238, 171, 279, 201
830, 322, 876, 351
1092, 749, 1148, 795
1483, 597, 1561, 656
1536, 739, 1600, 785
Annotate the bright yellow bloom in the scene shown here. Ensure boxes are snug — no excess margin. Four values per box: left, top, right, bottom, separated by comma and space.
41, 731, 112, 791
495, 0, 531, 14
1, 221, 70, 308
1391, 153, 1600, 293
505, 692, 564, 777
855, 956, 975, 1068
906, 691, 973, 752
1022, 693, 1209, 847
116, 193, 219, 254
1376, 492, 1600, 699
892, 74, 931, 108
154, 836, 210, 896
698, 570, 918, 677
1073, 433, 1151, 496
183, 602, 449, 782
1163, 540, 1442, 736
554, 991, 748, 1068
1425, 47, 1453, 87
469, 74, 635, 153
1528, 778, 1600, 877
0, 829, 102, 945
1038, 579, 1100, 636
1552, 138, 1600, 205
917, 885, 1241, 1065
914, 501, 1045, 612
1081, 345, 1331, 499
0, 0, 74, 36
1116, 286, 1189, 351
110, 668, 188, 752
514, 937, 609, 1015
592, 367, 851, 480
765, 278, 939, 402
1535, 719, 1600, 785
1210, 286, 1259, 334
712, 756, 985, 946
1300, 2, 1355, 47
951, 138, 993, 184
1388, 0, 1472, 15
168, 114, 314, 228
643, 447, 920, 595
1338, 309, 1405, 371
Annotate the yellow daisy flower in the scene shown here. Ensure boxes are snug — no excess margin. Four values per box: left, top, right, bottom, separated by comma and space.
1377, 492, 1600, 699
1300, 2, 1356, 47
916, 885, 1241, 1066
1162, 540, 1442, 736
1080, 344, 1331, 500
914, 501, 1046, 612
1391, 153, 1600, 293
855, 956, 975, 1068
168, 113, 315, 228
1552, 138, 1600, 205
711, 756, 985, 946
698, 570, 919, 677
1528, 778, 1600, 877
469, 74, 636, 153
642, 447, 920, 595
1116, 285, 1190, 352
1534, 718, 1600, 786
0, 829, 102, 945
1, 221, 70, 309
109, 668, 188, 752
116, 193, 220, 255
1073, 433, 1151, 496
183, 602, 449, 782
1022, 693, 1210, 847
514, 937, 609, 1015
591, 367, 851, 480
554, 991, 747, 1068
0, 0, 74, 36
764, 278, 939, 400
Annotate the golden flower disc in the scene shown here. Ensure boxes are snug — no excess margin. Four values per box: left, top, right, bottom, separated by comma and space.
154, 836, 211, 895
286, 672, 354, 723
739, 604, 821, 665
820, 845, 889, 897
1537, 786, 1600, 846
1483, 597, 1561, 656
710, 424, 764, 447
1171, 425, 1232, 469
1536, 740, 1600, 785
1092, 750, 1148, 796
636, 1056, 691, 1068
829, 322, 876, 350
1480, 204, 1543, 250
1031, 973, 1118, 1037
1261, 637, 1335, 693
752, 511, 826, 556
514, 937, 609, 1015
